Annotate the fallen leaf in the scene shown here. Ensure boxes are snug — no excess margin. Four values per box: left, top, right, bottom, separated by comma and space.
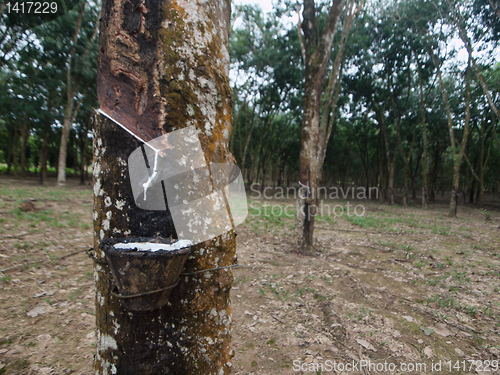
402, 315, 414, 322
432, 323, 454, 337
355, 338, 377, 352
420, 326, 434, 336
27, 306, 46, 318
424, 347, 433, 358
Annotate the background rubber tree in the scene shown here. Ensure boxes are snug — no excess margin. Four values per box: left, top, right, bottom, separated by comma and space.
93, 0, 236, 374
56, 0, 100, 185
296, 0, 362, 251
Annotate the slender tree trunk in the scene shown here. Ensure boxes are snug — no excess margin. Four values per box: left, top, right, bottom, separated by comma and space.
39, 131, 49, 185
450, 0, 500, 151
93, 0, 235, 373
6, 130, 12, 175
479, 120, 492, 206
479, 125, 485, 206
240, 105, 256, 178
80, 125, 89, 185
57, 4, 85, 185
416, 60, 429, 209
377, 108, 397, 205
296, 0, 346, 251
12, 127, 19, 176
430, 48, 471, 217
20, 121, 29, 178
317, 0, 362, 180
430, 140, 441, 203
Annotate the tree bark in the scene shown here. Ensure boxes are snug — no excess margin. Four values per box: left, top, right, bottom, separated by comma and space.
376, 104, 398, 205
20, 120, 29, 178
429, 48, 471, 217
58, 3, 100, 185
296, 0, 345, 251
39, 129, 49, 185
12, 127, 19, 176
93, 0, 236, 374
57, 4, 85, 185
416, 59, 429, 209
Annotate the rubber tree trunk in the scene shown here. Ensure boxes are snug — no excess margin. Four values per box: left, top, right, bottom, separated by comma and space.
93, 0, 236, 374
415, 58, 429, 209
20, 121, 29, 178
296, 0, 344, 252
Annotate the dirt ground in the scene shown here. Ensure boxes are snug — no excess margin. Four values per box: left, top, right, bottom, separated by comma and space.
1, 177, 500, 374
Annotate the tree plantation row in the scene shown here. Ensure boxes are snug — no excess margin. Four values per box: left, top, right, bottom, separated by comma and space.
230, 0, 500, 220
1, 0, 500, 217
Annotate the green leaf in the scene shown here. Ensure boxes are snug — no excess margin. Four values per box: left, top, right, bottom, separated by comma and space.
420, 327, 434, 336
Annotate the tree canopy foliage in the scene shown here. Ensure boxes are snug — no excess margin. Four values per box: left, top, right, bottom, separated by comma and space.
230, 0, 500, 214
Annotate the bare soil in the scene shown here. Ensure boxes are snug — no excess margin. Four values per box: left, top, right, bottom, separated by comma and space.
1, 177, 500, 374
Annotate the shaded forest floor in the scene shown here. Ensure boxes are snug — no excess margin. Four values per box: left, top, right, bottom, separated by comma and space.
0, 177, 499, 374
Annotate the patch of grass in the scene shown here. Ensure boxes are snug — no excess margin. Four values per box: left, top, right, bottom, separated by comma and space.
43, 249, 58, 262
432, 225, 449, 235
356, 306, 372, 321
451, 269, 470, 284
316, 215, 337, 225
0, 358, 29, 374
427, 294, 461, 309
313, 293, 325, 302
427, 278, 439, 286
344, 214, 385, 229
463, 305, 477, 317
428, 294, 486, 318
413, 259, 429, 269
